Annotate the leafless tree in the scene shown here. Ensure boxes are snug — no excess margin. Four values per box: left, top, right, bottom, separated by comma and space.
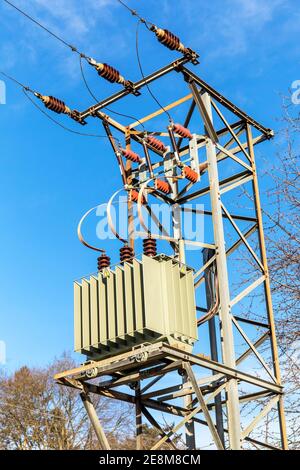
265, 97, 300, 449
0, 353, 134, 450
235, 95, 300, 449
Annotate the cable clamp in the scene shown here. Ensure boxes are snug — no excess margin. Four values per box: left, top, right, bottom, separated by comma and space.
125, 80, 141, 97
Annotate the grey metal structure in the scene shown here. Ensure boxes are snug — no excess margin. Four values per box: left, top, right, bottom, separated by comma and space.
55, 57, 288, 450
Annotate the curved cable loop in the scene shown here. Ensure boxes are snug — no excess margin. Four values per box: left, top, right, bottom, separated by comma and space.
77, 206, 105, 253
106, 189, 129, 244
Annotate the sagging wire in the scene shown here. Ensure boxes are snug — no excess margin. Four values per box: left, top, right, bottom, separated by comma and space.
3, 0, 135, 92
197, 266, 220, 326
22, 89, 111, 139
0, 70, 120, 140
117, 0, 198, 62
136, 20, 173, 123
79, 56, 99, 103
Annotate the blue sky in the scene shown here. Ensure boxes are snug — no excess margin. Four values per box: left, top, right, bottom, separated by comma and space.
0, 0, 299, 373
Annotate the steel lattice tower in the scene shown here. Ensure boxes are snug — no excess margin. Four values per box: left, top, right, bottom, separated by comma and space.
55, 57, 288, 451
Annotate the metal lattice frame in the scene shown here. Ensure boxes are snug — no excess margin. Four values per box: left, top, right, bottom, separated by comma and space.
55, 58, 288, 450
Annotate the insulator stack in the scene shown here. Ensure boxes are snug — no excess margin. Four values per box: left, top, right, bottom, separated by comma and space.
36, 94, 86, 125
41, 96, 71, 115
151, 27, 186, 53
121, 148, 142, 164
95, 63, 129, 87
183, 166, 199, 184
120, 245, 134, 264
129, 189, 146, 205
155, 179, 171, 194
98, 253, 111, 271
143, 238, 157, 258
146, 136, 167, 153
173, 123, 193, 140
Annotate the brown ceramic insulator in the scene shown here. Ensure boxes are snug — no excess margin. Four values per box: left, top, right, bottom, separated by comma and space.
143, 238, 157, 258
120, 245, 134, 264
121, 148, 142, 164
130, 189, 146, 205
98, 63, 121, 83
156, 29, 181, 51
173, 123, 193, 140
146, 136, 167, 153
98, 254, 111, 271
155, 178, 171, 194
183, 166, 199, 184
43, 96, 68, 114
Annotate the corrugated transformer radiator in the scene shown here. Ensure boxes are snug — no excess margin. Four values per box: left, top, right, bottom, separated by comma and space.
74, 255, 198, 359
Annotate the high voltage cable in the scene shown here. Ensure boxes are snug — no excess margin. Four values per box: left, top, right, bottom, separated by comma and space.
23, 89, 113, 139
135, 20, 173, 123
3, 0, 197, 131
2, 0, 133, 92
116, 0, 177, 122
0, 67, 135, 142
116, 0, 153, 29
0, 70, 120, 140
117, 0, 175, 121
0, 70, 35, 93
3, 0, 88, 58
3, 0, 146, 128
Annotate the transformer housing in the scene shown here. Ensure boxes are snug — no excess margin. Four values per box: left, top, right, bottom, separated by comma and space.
74, 255, 198, 359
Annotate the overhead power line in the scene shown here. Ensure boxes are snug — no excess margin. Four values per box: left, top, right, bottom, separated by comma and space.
0, 70, 35, 93
135, 20, 173, 123
2, 0, 146, 126
116, 0, 153, 29
117, 0, 199, 122
0, 70, 120, 140
2, 0, 199, 132
116, 0, 199, 63
3, 0, 137, 95
3, 0, 87, 57
22, 89, 111, 139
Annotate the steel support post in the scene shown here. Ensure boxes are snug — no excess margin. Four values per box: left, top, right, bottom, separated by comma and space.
246, 124, 288, 450
182, 370, 197, 450
135, 383, 143, 450
80, 392, 111, 450
179, 249, 196, 451
172, 179, 196, 450
202, 92, 242, 449
183, 363, 224, 450
203, 248, 225, 447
